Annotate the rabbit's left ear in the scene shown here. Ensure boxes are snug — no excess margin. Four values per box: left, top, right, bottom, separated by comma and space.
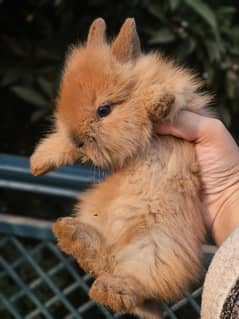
111, 18, 141, 63
87, 18, 106, 47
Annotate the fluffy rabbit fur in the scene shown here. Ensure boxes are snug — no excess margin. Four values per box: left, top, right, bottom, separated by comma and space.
31, 18, 212, 319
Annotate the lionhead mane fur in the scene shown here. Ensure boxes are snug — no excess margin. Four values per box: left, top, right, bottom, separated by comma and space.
31, 18, 212, 319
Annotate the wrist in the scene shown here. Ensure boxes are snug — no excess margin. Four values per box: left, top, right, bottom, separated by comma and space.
210, 183, 239, 245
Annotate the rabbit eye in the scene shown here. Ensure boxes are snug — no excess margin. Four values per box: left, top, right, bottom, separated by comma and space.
97, 103, 112, 118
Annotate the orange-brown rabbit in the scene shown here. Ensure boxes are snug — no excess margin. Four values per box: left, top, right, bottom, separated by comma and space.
30, 18, 212, 319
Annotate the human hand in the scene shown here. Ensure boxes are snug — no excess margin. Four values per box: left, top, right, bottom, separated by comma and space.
156, 111, 239, 245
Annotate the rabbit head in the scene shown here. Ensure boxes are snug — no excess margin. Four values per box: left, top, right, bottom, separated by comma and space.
56, 18, 155, 169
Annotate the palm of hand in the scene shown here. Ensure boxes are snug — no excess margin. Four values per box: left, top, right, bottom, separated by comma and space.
195, 120, 239, 230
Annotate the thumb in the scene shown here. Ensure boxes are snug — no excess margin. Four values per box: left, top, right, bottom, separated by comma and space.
156, 110, 214, 142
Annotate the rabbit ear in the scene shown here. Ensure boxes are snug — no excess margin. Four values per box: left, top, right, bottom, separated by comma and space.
111, 18, 141, 63
87, 18, 106, 47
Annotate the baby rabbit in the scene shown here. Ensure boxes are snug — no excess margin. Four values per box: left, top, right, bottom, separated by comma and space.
31, 18, 212, 319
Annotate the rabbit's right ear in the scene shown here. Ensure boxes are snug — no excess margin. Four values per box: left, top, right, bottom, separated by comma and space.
111, 18, 141, 63
87, 18, 106, 47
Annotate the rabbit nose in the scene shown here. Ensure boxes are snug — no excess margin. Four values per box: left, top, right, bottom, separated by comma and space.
77, 141, 84, 148
70, 133, 84, 148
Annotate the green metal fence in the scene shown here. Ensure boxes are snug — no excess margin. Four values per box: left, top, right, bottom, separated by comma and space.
0, 154, 215, 319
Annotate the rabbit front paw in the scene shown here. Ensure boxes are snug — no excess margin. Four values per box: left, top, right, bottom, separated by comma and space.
30, 150, 56, 176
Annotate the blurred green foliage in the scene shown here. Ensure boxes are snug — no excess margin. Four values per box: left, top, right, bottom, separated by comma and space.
0, 0, 239, 135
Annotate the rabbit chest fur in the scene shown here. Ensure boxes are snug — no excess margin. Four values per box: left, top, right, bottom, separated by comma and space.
31, 18, 211, 319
